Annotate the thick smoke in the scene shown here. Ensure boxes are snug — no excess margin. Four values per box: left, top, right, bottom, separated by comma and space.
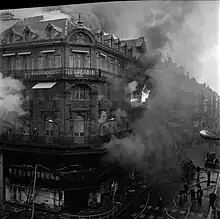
37, 1, 219, 92
7, 2, 218, 175
0, 73, 26, 133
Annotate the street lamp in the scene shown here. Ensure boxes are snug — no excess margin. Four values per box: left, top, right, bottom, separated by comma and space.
48, 119, 60, 138
200, 130, 220, 140
98, 117, 115, 136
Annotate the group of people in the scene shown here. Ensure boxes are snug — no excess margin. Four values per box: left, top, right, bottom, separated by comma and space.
179, 182, 203, 206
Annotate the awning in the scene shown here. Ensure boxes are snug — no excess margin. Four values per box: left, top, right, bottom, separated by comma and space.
18, 52, 32, 55
72, 49, 89, 53
32, 82, 57, 89
41, 50, 56, 53
99, 53, 107, 58
2, 53, 15, 57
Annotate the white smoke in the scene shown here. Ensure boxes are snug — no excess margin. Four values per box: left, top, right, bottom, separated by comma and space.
0, 73, 26, 132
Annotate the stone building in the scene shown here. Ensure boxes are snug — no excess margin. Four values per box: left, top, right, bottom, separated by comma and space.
0, 14, 146, 217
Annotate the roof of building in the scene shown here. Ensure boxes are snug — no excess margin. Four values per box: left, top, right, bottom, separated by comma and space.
2, 17, 76, 40
121, 37, 145, 49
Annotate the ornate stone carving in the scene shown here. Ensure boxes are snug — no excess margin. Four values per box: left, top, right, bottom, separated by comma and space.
69, 32, 93, 44
76, 33, 85, 43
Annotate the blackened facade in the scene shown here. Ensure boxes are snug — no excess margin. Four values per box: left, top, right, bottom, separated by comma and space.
0, 14, 145, 215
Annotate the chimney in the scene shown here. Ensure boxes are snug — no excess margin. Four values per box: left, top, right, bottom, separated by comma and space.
0, 11, 19, 33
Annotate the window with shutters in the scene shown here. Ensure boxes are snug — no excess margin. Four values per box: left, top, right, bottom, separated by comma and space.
55, 55, 61, 68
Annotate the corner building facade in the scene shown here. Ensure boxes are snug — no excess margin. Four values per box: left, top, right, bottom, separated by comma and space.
0, 15, 146, 216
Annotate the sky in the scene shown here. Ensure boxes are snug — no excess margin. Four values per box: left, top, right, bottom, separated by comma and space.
1, 1, 220, 93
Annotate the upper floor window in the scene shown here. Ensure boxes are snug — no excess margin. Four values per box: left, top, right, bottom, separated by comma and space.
46, 27, 53, 39
37, 57, 44, 69
55, 55, 61, 68
15, 58, 22, 70
70, 85, 90, 101
73, 52, 90, 68
24, 29, 30, 41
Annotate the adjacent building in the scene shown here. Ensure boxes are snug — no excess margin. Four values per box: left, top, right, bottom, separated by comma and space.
0, 13, 146, 217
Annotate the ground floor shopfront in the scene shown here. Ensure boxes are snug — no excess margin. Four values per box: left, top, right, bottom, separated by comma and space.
0, 147, 135, 218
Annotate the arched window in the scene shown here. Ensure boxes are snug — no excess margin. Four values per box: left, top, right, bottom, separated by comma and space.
70, 85, 90, 101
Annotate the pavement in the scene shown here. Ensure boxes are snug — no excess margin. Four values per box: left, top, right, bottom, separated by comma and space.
130, 171, 218, 219
118, 142, 220, 219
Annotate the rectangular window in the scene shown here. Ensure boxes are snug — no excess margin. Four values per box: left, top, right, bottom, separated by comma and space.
45, 54, 53, 68
84, 53, 90, 68
6, 57, 14, 70
73, 120, 85, 137
31, 57, 35, 69
69, 55, 74, 68
74, 87, 89, 100
15, 58, 22, 70
55, 55, 61, 68
110, 57, 114, 73
73, 53, 84, 68
37, 57, 44, 69
100, 56, 106, 71
23, 56, 30, 70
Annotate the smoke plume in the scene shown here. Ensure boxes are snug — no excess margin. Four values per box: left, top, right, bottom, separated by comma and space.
0, 73, 26, 133
34, 1, 218, 93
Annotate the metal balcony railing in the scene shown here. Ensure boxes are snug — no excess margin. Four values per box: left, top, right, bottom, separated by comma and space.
1, 68, 128, 81
0, 129, 132, 150
60, 204, 120, 219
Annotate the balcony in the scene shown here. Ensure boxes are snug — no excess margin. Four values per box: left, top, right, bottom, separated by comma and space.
0, 129, 132, 152
1, 68, 126, 82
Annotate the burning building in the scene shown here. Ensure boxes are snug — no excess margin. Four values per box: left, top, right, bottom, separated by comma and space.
0, 13, 147, 217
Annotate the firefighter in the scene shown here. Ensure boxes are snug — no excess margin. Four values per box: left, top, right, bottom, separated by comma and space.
158, 196, 163, 216
190, 188, 196, 203
183, 182, 189, 197
196, 166, 201, 181
207, 171, 211, 187
179, 188, 186, 206
209, 192, 217, 210
197, 187, 203, 206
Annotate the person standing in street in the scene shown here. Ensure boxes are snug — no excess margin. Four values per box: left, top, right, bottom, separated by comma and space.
190, 188, 196, 203
207, 171, 211, 187
196, 166, 201, 182
209, 192, 217, 210
184, 182, 189, 197
158, 196, 163, 216
197, 188, 203, 206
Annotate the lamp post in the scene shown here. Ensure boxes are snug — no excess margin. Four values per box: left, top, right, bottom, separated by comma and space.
48, 119, 60, 139
200, 130, 220, 140
98, 118, 115, 136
